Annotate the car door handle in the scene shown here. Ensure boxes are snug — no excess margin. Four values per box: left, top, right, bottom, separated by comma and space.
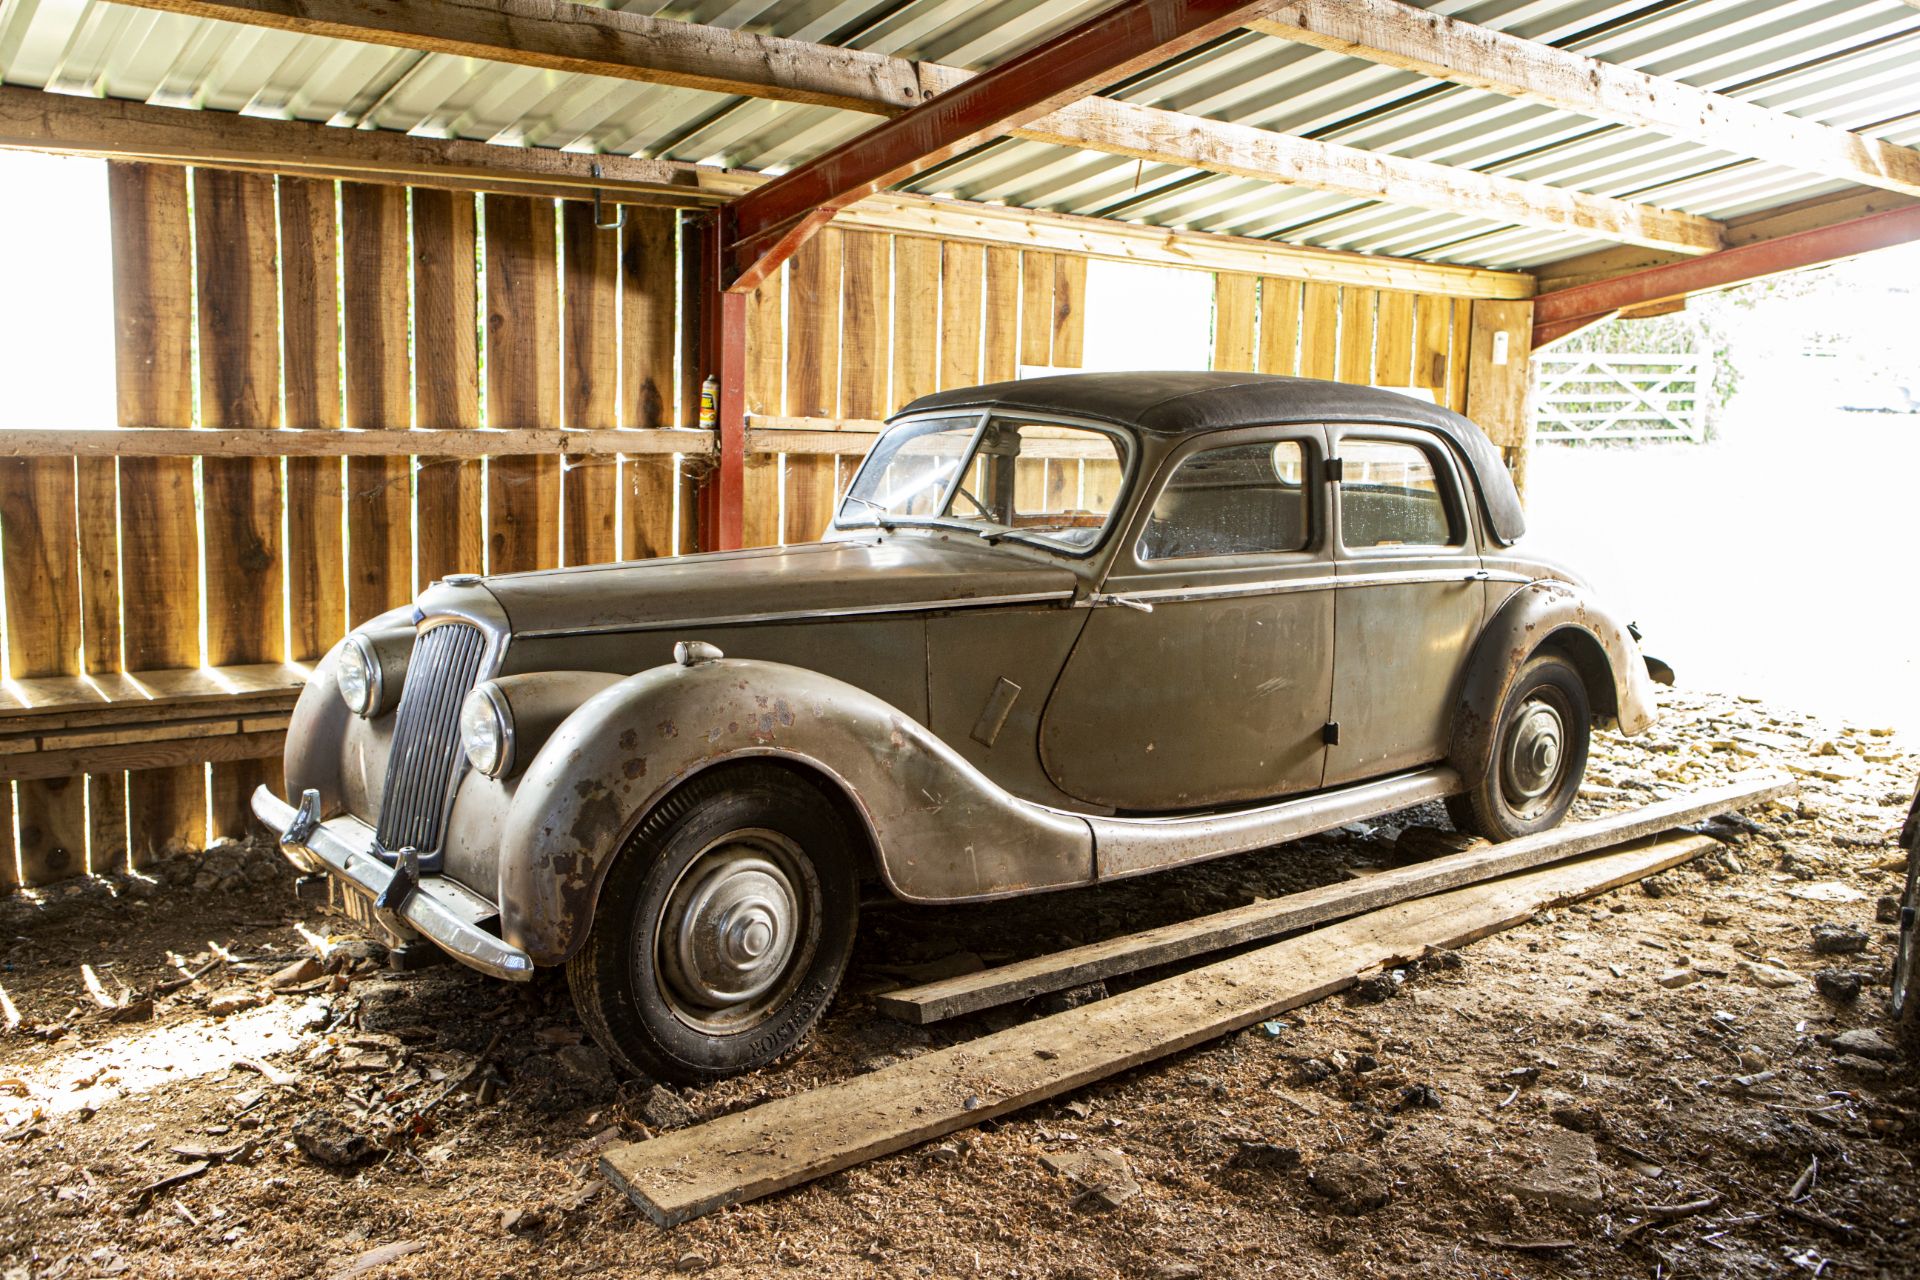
1088, 592, 1155, 613
1464, 570, 1491, 581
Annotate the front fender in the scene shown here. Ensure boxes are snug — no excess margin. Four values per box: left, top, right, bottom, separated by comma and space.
1449, 579, 1658, 785
495, 658, 1095, 966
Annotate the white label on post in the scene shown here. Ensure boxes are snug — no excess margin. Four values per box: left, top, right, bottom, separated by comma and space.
1493, 331, 1511, 366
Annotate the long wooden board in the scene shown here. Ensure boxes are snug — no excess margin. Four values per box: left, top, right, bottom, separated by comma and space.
877, 770, 1792, 1024
604, 832, 1713, 1225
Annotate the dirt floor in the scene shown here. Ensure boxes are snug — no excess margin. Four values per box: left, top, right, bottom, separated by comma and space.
2, 688, 1916, 1280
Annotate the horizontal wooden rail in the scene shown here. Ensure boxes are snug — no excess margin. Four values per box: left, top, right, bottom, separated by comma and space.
0, 427, 717, 459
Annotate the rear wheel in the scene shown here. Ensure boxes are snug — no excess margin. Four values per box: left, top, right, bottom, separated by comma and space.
1448, 653, 1591, 842
567, 764, 859, 1084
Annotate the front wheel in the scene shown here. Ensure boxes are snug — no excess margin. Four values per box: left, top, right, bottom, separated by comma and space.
567, 764, 859, 1084
1448, 652, 1591, 842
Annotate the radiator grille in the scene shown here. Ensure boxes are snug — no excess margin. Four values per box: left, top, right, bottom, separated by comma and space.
375, 621, 487, 855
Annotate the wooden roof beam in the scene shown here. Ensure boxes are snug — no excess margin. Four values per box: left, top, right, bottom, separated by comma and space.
108, 0, 1723, 258
0, 86, 1533, 299
1249, 0, 1920, 199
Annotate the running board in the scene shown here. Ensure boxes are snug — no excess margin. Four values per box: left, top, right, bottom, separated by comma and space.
1089, 766, 1462, 880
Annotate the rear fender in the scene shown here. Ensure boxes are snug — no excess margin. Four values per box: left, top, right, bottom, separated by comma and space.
1449, 579, 1658, 785
496, 658, 1094, 966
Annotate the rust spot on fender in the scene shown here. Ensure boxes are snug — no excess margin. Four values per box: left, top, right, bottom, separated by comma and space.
657, 719, 678, 739
623, 757, 648, 780
618, 728, 638, 751
570, 778, 626, 852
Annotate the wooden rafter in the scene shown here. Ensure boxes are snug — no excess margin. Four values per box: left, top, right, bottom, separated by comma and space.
0, 86, 1534, 299
1249, 0, 1920, 199
106, 0, 1723, 256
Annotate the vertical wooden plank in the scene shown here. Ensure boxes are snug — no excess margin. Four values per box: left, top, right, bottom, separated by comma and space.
1373, 290, 1416, 387
1051, 255, 1086, 368
621, 207, 679, 559
1257, 277, 1301, 376
413, 187, 483, 584
108, 161, 203, 867
1413, 294, 1452, 401
562, 200, 620, 565
742, 265, 783, 551
341, 183, 414, 620
280, 177, 346, 664
1337, 287, 1377, 386
837, 231, 888, 420
1212, 273, 1257, 371
890, 236, 940, 411
1448, 299, 1473, 416
781, 230, 847, 545
1465, 299, 1537, 498
1299, 282, 1340, 381
0, 787, 15, 893
982, 247, 1020, 383
484, 194, 562, 573
939, 243, 983, 391
0, 457, 84, 884
1019, 251, 1054, 369
194, 167, 285, 841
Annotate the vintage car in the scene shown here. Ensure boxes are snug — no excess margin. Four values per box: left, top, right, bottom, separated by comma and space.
255, 372, 1661, 1083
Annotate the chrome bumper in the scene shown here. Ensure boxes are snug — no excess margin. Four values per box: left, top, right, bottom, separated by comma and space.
252, 785, 533, 982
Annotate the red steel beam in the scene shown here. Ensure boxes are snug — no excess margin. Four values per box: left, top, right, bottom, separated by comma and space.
689, 215, 748, 551
1533, 202, 1920, 347
722, 0, 1287, 292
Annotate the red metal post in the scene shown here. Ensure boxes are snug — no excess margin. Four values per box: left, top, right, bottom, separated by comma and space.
1533, 203, 1920, 347
690, 214, 747, 551
722, 0, 1288, 291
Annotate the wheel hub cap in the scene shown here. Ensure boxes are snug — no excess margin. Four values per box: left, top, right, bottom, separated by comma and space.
667, 851, 799, 1008
1504, 699, 1566, 802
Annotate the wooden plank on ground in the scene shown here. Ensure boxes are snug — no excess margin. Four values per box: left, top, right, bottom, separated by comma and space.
108, 161, 203, 867
1212, 273, 1256, 371
412, 187, 483, 584
879, 771, 1792, 1024
605, 832, 1717, 1224
1257, 277, 1300, 376
192, 167, 285, 840
938, 242, 983, 391
279, 176, 347, 663
484, 193, 562, 573
562, 199, 620, 565
981, 246, 1020, 383
341, 182, 414, 620
890, 236, 939, 410
1299, 281, 1339, 381
620, 207, 680, 559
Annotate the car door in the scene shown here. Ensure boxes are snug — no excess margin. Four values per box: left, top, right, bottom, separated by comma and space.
1323, 426, 1484, 786
1038, 427, 1335, 812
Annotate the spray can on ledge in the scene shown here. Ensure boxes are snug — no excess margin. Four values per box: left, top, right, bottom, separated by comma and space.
699, 375, 718, 431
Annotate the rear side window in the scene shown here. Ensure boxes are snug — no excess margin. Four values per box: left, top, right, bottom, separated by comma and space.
1138, 441, 1310, 561
1340, 439, 1455, 548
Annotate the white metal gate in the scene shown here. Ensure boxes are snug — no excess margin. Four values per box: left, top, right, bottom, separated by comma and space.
1533, 353, 1710, 443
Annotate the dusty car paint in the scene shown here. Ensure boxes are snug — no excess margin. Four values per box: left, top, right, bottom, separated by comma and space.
261, 373, 1660, 980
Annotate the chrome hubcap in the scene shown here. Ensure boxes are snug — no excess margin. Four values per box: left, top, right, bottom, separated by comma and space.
1503, 698, 1566, 804
655, 830, 816, 1033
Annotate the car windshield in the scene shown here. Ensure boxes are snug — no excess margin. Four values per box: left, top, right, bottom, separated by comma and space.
836, 414, 1131, 554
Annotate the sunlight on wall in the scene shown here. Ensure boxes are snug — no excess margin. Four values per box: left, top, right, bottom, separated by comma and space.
0, 152, 115, 429
1080, 259, 1213, 373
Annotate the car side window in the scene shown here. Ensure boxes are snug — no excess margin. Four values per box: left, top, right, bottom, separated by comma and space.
1137, 440, 1311, 561
1340, 438, 1455, 548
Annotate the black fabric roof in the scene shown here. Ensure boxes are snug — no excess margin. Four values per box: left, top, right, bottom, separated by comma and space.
900, 372, 1526, 545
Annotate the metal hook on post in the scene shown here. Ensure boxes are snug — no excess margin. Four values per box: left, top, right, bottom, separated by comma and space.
591, 163, 625, 232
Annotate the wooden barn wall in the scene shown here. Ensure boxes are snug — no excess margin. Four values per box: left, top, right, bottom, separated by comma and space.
741, 245, 1520, 546
0, 162, 695, 888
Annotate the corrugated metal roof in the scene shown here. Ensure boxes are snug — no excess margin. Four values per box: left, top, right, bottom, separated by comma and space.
3, 0, 1918, 271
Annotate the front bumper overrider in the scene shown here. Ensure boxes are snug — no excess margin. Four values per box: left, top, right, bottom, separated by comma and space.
252, 784, 533, 981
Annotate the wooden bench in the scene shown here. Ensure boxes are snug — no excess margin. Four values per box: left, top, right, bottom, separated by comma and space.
0, 663, 307, 782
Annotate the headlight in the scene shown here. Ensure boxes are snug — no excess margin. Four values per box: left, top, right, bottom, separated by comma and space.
459, 682, 513, 778
336, 635, 380, 717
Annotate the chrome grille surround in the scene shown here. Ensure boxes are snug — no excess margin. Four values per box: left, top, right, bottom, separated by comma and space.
373, 617, 493, 866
